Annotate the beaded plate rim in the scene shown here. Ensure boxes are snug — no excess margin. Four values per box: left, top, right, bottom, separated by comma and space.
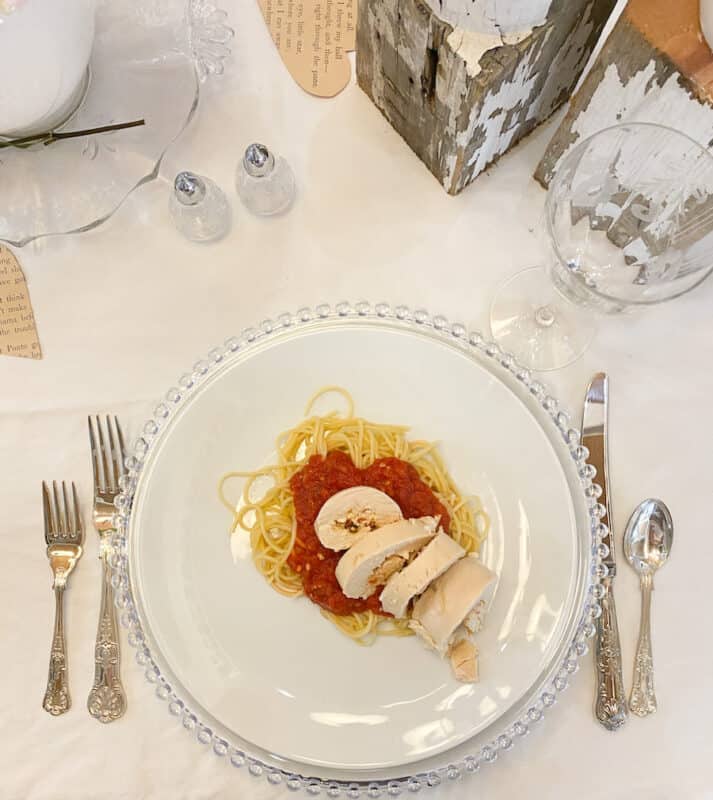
110, 301, 608, 794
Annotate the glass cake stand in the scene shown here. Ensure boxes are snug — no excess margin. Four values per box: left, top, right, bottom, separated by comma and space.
0, 0, 233, 247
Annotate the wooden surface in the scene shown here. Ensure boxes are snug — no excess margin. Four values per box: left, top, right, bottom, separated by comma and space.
356, 0, 615, 195
536, 0, 713, 186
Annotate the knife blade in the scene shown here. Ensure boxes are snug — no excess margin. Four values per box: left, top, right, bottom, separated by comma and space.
582, 373, 616, 575
582, 373, 628, 731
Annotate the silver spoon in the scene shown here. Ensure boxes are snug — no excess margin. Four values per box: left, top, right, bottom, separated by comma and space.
623, 498, 673, 716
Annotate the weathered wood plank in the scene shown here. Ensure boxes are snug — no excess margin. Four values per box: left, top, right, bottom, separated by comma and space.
356, 0, 616, 195
535, 0, 713, 188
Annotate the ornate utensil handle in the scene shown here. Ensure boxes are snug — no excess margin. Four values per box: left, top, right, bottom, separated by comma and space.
594, 579, 628, 730
43, 585, 71, 715
87, 552, 126, 722
630, 572, 656, 716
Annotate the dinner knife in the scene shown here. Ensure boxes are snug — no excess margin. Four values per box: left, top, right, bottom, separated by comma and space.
581, 373, 628, 731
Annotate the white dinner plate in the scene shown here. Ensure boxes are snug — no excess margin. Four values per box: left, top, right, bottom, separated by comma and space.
120, 304, 600, 786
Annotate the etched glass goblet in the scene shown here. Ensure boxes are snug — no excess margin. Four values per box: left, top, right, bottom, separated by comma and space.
490, 123, 713, 370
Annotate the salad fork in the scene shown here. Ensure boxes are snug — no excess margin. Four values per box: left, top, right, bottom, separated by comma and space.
42, 481, 83, 715
87, 416, 127, 722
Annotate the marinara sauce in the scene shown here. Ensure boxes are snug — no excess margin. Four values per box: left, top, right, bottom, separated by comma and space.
288, 450, 450, 615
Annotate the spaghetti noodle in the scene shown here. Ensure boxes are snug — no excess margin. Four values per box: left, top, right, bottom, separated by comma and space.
219, 388, 490, 644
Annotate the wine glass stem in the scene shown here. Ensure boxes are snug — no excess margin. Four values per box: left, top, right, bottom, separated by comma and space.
534, 305, 556, 328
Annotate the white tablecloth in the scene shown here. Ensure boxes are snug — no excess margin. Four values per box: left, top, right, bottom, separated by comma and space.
2, 2, 712, 797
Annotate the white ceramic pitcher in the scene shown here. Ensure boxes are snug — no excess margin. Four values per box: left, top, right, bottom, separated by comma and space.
0, 0, 95, 137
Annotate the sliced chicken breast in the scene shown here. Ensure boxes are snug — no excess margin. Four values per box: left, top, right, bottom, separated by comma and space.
314, 486, 403, 551
410, 555, 496, 654
379, 532, 465, 618
335, 516, 439, 599
449, 637, 479, 683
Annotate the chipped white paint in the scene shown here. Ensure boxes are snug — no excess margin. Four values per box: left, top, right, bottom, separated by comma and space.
441, 11, 595, 190
526, 0, 595, 121
459, 31, 550, 180
553, 62, 713, 172
551, 62, 713, 240
439, 36, 540, 187
447, 26, 531, 77
446, 28, 502, 78
424, 0, 552, 34
440, 1, 597, 191
701, 0, 713, 52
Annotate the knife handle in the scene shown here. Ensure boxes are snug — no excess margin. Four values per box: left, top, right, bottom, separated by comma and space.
593, 579, 628, 731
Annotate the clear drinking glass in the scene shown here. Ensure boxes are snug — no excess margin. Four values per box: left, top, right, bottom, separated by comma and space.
490, 123, 713, 370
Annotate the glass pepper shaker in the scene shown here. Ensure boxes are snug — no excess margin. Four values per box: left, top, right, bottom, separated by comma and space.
235, 143, 295, 216
169, 171, 231, 242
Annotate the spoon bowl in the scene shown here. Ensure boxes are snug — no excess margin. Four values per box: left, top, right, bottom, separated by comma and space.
624, 498, 673, 576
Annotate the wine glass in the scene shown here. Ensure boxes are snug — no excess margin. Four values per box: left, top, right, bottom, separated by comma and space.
490, 123, 713, 370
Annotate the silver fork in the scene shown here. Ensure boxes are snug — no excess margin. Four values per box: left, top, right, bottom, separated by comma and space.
87, 416, 127, 722
42, 481, 83, 715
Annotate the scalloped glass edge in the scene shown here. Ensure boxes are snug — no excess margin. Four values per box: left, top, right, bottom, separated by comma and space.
109, 301, 608, 795
188, 0, 235, 81
1, 0, 234, 248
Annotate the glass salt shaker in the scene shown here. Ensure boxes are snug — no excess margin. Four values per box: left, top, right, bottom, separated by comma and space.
235, 143, 295, 216
169, 171, 231, 242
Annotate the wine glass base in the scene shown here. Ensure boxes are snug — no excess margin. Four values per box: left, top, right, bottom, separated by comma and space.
490, 266, 597, 371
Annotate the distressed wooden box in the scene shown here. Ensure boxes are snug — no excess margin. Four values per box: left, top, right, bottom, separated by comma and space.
356, 0, 616, 195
